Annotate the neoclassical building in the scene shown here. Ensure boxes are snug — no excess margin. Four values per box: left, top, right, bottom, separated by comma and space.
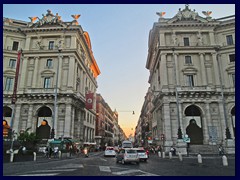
3, 10, 100, 144
145, 5, 235, 153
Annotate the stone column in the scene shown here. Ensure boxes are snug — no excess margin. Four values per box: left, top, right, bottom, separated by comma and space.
24, 37, 31, 50
211, 53, 221, 87
209, 31, 215, 46
160, 53, 168, 89
159, 32, 165, 46
201, 114, 209, 144
57, 55, 63, 90
12, 104, 21, 133
27, 104, 33, 129
199, 53, 207, 86
64, 104, 72, 137
218, 102, 227, 141
174, 53, 179, 85
71, 35, 77, 49
32, 57, 39, 88
19, 57, 28, 93
163, 102, 173, 151
71, 107, 75, 137
67, 56, 75, 90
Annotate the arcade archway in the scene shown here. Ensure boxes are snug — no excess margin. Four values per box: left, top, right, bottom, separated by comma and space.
185, 105, 203, 144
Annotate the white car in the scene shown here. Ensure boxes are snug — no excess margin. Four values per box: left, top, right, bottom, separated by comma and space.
133, 148, 148, 162
104, 146, 116, 157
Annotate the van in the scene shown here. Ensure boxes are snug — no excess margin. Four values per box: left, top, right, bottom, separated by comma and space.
122, 140, 133, 148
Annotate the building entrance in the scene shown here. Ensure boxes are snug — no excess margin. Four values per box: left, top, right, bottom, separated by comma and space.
185, 105, 203, 144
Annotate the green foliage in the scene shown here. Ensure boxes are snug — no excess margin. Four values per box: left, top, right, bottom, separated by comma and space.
17, 128, 40, 149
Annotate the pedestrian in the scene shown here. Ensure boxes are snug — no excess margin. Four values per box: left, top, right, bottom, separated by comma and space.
49, 146, 53, 159
219, 145, 224, 156
45, 146, 49, 158
170, 146, 176, 156
54, 146, 59, 158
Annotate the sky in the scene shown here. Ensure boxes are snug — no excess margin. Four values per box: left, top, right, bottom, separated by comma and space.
3, 4, 235, 137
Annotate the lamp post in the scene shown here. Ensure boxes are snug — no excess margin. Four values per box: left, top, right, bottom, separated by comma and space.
51, 42, 62, 139
215, 47, 231, 139
172, 48, 183, 139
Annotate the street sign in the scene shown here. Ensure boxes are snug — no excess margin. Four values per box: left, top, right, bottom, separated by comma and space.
183, 135, 190, 143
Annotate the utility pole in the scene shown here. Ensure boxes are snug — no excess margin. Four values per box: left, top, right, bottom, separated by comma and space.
172, 48, 183, 139
51, 41, 62, 139
10, 49, 23, 132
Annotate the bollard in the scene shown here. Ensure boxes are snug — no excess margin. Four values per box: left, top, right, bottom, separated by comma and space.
178, 152, 183, 161
10, 150, 14, 163
162, 152, 165, 159
33, 152, 37, 161
169, 152, 172, 159
58, 151, 61, 159
158, 151, 161, 158
197, 153, 202, 164
222, 155, 228, 166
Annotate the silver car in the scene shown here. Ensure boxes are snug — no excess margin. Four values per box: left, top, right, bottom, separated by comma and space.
116, 148, 139, 164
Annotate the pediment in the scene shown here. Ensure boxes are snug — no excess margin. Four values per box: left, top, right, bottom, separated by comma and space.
28, 9, 67, 28
167, 5, 209, 24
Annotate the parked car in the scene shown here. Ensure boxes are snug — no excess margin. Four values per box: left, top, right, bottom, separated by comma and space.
133, 147, 148, 162
104, 146, 116, 157
116, 148, 139, 164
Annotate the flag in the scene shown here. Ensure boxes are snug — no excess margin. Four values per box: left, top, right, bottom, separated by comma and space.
85, 93, 94, 110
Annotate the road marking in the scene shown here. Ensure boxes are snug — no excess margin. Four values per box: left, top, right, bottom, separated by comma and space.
99, 166, 111, 172
29, 169, 77, 173
112, 169, 141, 175
100, 158, 107, 161
58, 164, 84, 168
19, 173, 59, 176
137, 170, 159, 176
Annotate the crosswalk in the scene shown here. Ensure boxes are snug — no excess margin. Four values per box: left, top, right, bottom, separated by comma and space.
13, 164, 159, 176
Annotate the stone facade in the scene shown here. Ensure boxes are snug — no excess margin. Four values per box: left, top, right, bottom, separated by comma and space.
145, 5, 235, 154
3, 10, 100, 144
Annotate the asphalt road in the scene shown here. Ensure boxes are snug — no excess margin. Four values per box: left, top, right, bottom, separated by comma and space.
3, 152, 235, 176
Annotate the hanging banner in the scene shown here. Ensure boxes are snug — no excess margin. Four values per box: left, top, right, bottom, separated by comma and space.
85, 93, 94, 110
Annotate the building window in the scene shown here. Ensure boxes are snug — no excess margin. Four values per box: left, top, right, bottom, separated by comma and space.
12, 41, 19, 51
186, 75, 194, 87
46, 59, 53, 68
5, 77, 14, 91
232, 74, 235, 87
44, 77, 51, 89
226, 35, 233, 45
229, 54, 235, 63
9, 59, 16, 68
183, 37, 190, 46
185, 56, 192, 64
49, 41, 54, 50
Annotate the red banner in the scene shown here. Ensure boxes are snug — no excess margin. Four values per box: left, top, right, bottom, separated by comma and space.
85, 93, 94, 110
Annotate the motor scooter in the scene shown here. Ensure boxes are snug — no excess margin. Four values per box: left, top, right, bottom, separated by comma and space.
83, 148, 89, 157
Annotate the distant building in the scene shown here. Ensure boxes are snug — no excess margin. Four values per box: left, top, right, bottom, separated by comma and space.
144, 5, 235, 154
3, 10, 100, 144
95, 94, 125, 148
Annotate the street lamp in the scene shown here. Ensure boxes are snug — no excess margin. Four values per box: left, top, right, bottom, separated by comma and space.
51, 41, 62, 139
215, 46, 231, 139
172, 48, 183, 139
